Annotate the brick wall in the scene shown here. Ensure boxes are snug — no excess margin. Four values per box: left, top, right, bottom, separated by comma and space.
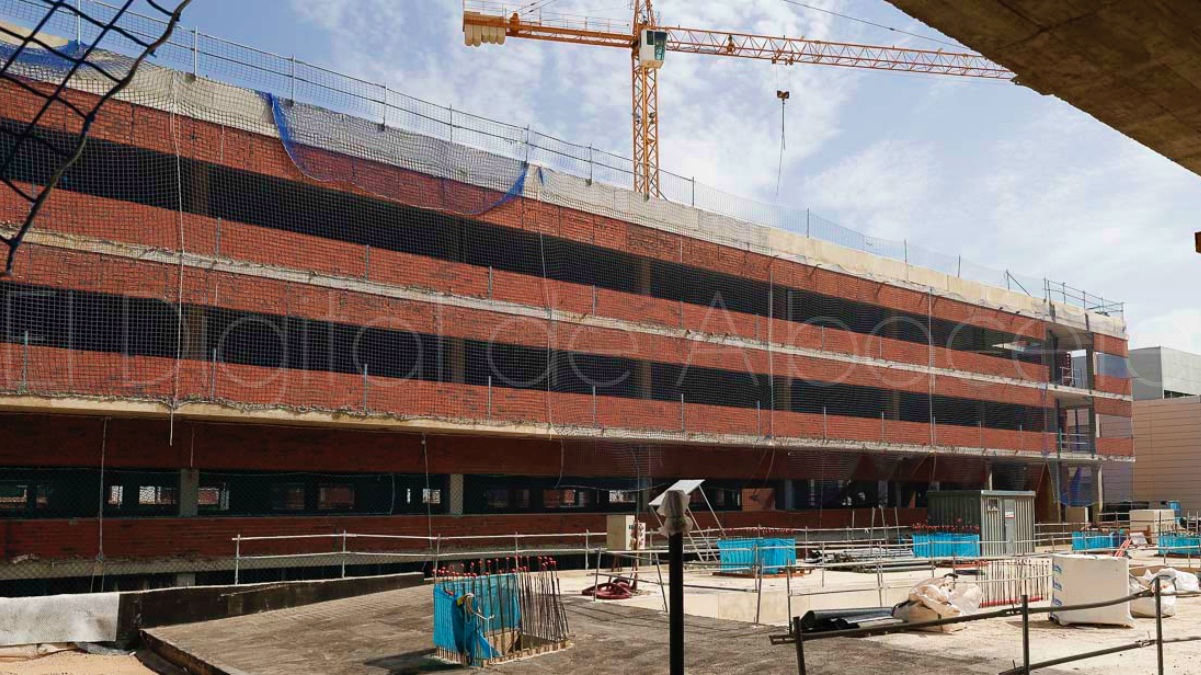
0, 79, 1054, 384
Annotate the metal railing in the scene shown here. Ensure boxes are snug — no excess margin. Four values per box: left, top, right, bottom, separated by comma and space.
0, 0, 1124, 317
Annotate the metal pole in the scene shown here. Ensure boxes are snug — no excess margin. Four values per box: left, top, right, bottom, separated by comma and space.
670, 530, 684, 675
792, 616, 807, 675
655, 551, 669, 612
1156, 576, 1165, 675
210, 348, 217, 398
192, 28, 199, 77
584, 531, 590, 573
362, 364, 369, 412
755, 544, 763, 624
1022, 594, 1030, 674
786, 565, 793, 627
382, 83, 389, 128
234, 534, 241, 585
289, 56, 296, 102
75, 0, 81, 44
680, 393, 685, 432
593, 547, 602, 603
487, 376, 493, 419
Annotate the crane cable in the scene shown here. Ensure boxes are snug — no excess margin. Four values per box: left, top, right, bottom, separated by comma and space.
779, 0, 962, 49
775, 91, 787, 198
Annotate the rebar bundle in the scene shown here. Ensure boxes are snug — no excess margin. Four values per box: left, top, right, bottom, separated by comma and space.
433, 556, 570, 666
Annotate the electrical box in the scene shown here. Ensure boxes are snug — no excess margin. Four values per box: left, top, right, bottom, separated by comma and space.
606, 514, 646, 551
639, 29, 667, 68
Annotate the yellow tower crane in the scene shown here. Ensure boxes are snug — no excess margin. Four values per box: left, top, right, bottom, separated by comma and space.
462, 0, 1014, 197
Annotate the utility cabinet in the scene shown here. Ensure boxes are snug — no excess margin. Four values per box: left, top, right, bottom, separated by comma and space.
927, 490, 1036, 556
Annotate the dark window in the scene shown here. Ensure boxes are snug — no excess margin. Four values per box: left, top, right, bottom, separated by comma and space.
318, 484, 356, 511
198, 482, 230, 512
543, 488, 593, 509
271, 484, 306, 512
0, 483, 30, 511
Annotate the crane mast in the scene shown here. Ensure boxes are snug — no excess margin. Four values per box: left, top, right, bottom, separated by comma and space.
463, 1, 1013, 197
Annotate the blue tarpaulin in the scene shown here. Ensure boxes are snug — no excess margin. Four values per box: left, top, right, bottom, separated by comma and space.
432, 575, 521, 665
912, 533, 980, 558
717, 538, 797, 574
1071, 531, 1123, 552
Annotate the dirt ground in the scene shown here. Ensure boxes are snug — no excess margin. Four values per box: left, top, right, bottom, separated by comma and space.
0, 651, 155, 675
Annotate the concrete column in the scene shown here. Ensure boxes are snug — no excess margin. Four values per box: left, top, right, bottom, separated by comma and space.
179, 468, 199, 517
782, 480, 795, 510
174, 572, 197, 588
449, 474, 464, 515
1093, 462, 1105, 521
984, 463, 994, 490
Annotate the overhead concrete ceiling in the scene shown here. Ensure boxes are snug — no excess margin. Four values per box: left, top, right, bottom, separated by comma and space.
886, 0, 1201, 177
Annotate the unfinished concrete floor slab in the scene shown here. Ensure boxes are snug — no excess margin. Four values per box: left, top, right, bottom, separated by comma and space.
144, 580, 1201, 674
145, 585, 990, 675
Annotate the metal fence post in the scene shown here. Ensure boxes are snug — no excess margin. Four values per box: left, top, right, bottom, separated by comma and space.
362, 364, 369, 412
593, 386, 598, 426
487, 376, 493, 419
381, 83, 389, 128
680, 393, 685, 432
192, 28, 199, 77
584, 530, 590, 573
341, 529, 348, 579
1021, 594, 1030, 674
75, 0, 81, 44
234, 534, 241, 585
289, 55, 296, 102
822, 406, 828, 440
876, 562, 884, 606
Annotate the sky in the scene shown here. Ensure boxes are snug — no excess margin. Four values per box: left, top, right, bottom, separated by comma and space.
172, 0, 1201, 353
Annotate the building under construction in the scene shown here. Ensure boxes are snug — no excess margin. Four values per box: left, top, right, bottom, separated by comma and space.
0, 6, 1132, 593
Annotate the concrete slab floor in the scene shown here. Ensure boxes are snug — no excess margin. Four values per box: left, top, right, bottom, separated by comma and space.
145, 571, 1201, 675
145, 585, 989, 675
